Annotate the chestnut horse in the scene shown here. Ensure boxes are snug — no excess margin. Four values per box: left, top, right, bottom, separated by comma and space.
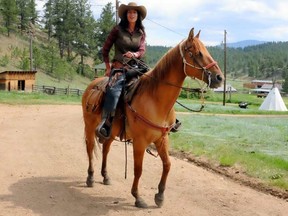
82, 28, 224, 208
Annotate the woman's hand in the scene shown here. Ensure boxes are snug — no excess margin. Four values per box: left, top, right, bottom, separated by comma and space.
123, 51, 135, 58
105, 68, 111, 77
105, 63, 111, 76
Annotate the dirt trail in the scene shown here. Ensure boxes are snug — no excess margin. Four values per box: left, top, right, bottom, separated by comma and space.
0, 104, 287, 216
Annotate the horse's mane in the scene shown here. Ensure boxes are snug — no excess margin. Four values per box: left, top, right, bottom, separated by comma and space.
137, 44, 181, 95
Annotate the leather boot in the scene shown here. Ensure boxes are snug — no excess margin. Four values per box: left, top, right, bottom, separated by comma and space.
96, 111, 113, 140
170, 119, 182, 133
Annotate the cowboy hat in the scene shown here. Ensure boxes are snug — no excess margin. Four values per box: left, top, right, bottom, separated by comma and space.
118, 2, 147, 20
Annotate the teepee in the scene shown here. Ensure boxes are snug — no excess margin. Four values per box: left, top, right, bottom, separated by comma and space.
259, 87, 287, 111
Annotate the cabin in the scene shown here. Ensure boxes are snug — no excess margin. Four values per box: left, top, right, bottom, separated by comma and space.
0, 70, 37, 92
94, 63, 106, 78
251, 80, 273, 88
244, 80, 283, 98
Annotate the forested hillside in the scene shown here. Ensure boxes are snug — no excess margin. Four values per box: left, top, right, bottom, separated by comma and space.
208, 42, 288, 80
0, 0, 288, 93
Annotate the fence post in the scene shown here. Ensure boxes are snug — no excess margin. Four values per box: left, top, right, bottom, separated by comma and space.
67, 85, 70, 96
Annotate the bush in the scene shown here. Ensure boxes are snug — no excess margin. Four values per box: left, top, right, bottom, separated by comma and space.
18, 48, 30, 70
0, 55, 9, 67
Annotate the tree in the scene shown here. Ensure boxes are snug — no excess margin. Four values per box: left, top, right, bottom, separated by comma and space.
51, 0, 78, 58
0, 0, 18, 36
43, 0, 54, 41
72, 0, 97, 74
27, 0, 37, 25
282, 67, 288, 93
96, 2, 115, 49
16, 0, 30, 33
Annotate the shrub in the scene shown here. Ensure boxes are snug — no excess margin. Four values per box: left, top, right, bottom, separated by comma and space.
0, 54, 9, 67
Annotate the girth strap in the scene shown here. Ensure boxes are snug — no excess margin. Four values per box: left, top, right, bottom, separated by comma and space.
126, 103, 174, 135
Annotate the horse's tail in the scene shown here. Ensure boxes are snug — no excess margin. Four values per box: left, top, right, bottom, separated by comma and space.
93, 137, 101, 159
82, 76, 108, 161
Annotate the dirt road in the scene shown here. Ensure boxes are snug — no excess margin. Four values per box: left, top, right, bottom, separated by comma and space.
0, 104, 287, 216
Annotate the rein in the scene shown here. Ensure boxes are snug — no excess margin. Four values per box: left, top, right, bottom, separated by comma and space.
121, 40, 219, 115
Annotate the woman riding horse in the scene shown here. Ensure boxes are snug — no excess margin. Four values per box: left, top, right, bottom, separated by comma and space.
96, 2, 181, 140
82, 27, 224, 208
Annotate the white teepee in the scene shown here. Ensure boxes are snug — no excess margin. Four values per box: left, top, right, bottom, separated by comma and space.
259, 87, 288, 111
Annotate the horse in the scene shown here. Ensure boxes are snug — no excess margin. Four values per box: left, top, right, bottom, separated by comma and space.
81, 28, 224, 208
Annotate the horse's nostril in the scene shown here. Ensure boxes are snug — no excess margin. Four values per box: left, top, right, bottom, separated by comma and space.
216, 74, 223, 82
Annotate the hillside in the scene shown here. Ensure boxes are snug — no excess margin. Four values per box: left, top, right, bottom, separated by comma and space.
0, 32, 92, 90
227, 40, 267, 48
208, 41, 288, 81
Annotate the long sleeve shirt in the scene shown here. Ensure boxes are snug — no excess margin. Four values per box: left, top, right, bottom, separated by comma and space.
102, 25, 146, 64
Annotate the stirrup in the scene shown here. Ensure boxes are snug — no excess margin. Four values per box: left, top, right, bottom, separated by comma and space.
96, 120, 111, 140
170, 119, 181, 133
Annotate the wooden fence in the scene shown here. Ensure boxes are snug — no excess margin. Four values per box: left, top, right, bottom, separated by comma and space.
32, 85, 84, 96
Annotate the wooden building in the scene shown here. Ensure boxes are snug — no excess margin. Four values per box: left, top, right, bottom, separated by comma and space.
243, 80, 273, 89
0, 70, 37, 92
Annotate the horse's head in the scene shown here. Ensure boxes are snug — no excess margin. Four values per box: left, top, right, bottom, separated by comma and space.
179, 28, 224, 88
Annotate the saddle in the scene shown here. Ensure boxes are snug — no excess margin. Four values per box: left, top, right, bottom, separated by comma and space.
85, 73, 141, 114
85, 78, 107, 113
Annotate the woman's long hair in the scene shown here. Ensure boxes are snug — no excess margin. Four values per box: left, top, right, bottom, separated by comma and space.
118, 11, 146, 35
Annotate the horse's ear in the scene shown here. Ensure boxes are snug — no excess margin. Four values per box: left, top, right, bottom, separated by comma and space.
195, 30, 201, 38
188, 28, 194, 40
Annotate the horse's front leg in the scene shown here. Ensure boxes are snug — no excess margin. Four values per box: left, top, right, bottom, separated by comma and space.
101, 138, 113, 185
131, 143, 148, 208
154, 136, 171, 207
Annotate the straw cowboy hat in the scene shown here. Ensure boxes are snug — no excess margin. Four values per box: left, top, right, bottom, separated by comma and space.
118, 2, 147, 20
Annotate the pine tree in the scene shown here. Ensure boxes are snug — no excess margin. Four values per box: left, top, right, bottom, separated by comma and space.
27, 0, 37, 25
51, 0, 78, 58
282, 68, 288, 93
96, 2, 115, 48
72, 0, 97, 74
43, 0, 54, 41
0, 0, 18, 36
16, 0, 30, 33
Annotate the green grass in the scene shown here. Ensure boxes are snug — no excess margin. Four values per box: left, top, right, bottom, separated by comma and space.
0, 91, 81, 105
175, 96, 288, 115
170, 113, 288, 190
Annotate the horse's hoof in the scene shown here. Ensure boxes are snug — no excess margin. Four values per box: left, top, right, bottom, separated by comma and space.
103, 177, 111, 185
154, 193, 164, 207
135, 198, 148, 208
86, 177, 94, 187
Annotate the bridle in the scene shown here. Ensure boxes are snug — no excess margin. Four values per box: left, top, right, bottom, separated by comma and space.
179, 40, 218, 87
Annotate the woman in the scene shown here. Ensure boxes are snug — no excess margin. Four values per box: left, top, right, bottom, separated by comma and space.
102, 2, 147, 76
96, 2, 148, 140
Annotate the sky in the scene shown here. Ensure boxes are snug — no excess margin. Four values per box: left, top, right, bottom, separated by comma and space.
36, 0, 288, 47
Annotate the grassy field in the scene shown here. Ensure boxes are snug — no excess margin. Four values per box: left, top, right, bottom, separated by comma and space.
170, 112, 288, 190
0, 91, 81, 105
172, 95, 288, 190
1, 90, 287, 191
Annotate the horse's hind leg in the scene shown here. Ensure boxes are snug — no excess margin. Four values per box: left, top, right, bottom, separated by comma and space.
154, 136, 171, 207
101, 138, 113, 185
85, 124, 96, 187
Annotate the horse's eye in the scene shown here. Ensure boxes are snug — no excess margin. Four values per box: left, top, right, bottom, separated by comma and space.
199, 51, 203, 57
